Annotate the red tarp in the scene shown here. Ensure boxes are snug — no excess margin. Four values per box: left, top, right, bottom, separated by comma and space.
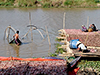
0, 56, 64, 61
0, 56, 67, 75
68, 67, 80, 75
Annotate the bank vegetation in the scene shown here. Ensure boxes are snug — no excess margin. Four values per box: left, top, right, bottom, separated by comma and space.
0, 0, 100, 8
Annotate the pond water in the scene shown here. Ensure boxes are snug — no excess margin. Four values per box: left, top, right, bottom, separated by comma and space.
0, 8, 100, 58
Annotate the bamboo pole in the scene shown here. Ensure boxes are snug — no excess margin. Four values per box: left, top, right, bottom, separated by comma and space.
87, 16, 89, 29
29, 12, 33, 40
10, 26, 16, 33
31, 28, 33, 40
37, 29, 44, 39
45, 26, 51, 47
6, 27, 9, 39
29, 12, 32, 24
10, 56, 13, 61
7, 27, 10, 43
22, 28, 31, 39
84, 16, 89, 46
3, 27, 8, 40
10, 28, 16, 34
63, 12, 66, 29
85, 33, 89, 46
4, 25, 16, 39
45, 26, 51, 55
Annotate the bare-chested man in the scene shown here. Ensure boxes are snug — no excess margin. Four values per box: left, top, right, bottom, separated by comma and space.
13, 31, 19, 46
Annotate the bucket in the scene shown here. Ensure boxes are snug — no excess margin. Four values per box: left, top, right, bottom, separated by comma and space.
69, 39, 79, 49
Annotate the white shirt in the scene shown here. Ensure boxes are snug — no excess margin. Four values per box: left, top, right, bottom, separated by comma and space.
78, 43, 87, 50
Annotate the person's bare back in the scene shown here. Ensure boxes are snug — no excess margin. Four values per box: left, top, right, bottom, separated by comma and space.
13, 31, 19, 46
14, 33, 19, 40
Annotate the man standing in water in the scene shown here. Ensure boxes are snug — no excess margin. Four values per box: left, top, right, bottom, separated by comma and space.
13, 31, 20, 46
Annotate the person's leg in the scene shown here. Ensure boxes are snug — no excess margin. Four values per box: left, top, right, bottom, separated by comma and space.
77, 48, 82, 52
15, 39, 19, 46
79, 48, 82, 52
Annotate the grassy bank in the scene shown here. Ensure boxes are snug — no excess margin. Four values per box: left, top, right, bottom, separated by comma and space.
0, 0, 100, 8
77, 60, 100, 74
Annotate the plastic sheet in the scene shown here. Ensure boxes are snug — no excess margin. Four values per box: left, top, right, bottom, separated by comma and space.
0, 56, 64, 61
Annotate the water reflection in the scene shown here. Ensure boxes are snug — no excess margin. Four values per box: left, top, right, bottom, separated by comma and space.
10, 44, 20, 57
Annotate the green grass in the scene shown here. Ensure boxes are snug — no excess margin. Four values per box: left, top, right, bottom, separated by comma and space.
77, 60, 100, 72
49, 43, 66, 57
0, 0, 99, 8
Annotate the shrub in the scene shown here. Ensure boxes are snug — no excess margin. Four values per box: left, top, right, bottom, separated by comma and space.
42, 2, 50, 8
94, 0, 100, 3
64, 0, 73, 6
49, 53, 57, 57
5, 2, 12, 6
9, 0, 15, 3
0, 2, 5, 6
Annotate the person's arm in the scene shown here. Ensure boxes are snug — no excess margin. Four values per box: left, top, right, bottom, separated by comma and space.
13, 34, 16, 38
77, 47, 80, 51
13, 34, 15, 37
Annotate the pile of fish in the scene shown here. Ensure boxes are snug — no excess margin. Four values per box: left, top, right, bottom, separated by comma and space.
0, 60, 67, 75
64, 29, 100, 46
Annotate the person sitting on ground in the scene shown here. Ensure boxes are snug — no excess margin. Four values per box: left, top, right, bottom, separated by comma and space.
81, 25, 88, 32
13, 31, 20, 46
76, 41, 89, 52
88, 24, 98, 32
92, 24, 98, 31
